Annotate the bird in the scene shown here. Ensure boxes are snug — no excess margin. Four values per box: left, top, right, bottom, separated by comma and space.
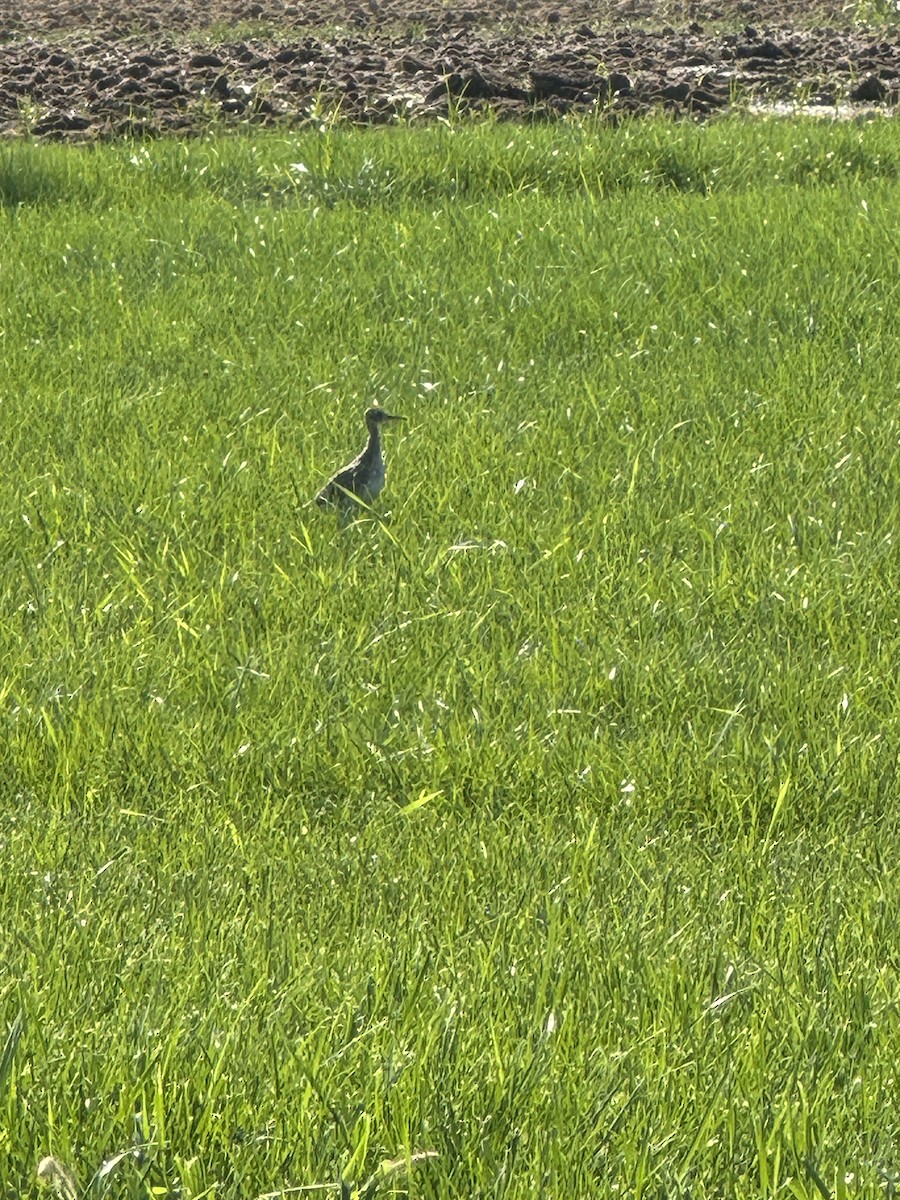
315, 406, 405, 516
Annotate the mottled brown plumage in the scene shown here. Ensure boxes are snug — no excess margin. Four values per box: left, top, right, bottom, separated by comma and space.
316, 406, 405, 514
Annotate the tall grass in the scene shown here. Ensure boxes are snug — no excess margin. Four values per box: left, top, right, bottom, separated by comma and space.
2, 116, 900, 1198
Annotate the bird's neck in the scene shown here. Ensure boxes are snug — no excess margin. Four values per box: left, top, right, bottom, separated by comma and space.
364, 424, 382, 457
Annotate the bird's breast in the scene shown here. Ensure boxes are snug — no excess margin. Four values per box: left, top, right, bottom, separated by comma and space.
361, 451, 385, 500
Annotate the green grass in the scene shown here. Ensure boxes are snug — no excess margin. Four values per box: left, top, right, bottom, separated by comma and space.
2, 115, 900, 1199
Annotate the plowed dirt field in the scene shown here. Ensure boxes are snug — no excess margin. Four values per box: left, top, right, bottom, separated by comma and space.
1, 0, 897, 136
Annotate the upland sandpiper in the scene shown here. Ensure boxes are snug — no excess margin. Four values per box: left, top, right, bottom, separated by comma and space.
315, 406, 405, 515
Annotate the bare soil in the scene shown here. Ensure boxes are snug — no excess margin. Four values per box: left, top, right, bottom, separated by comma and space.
0, 0, 897, 137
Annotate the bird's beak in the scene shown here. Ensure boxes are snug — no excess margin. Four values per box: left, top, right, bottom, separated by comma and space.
385, 413, 405, 421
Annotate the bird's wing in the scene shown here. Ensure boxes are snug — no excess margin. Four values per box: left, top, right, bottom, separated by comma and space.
316, 455, 364, 506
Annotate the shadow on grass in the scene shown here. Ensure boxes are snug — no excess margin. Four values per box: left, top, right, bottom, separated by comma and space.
0, 144, 74, 207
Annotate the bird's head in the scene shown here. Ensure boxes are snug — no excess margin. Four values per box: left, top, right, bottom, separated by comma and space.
365, 406, 405, 431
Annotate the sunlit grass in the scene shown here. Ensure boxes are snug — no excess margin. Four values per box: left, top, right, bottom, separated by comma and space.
3, 116, 900, 1199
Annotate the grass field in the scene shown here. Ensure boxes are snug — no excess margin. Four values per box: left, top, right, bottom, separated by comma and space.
2, 114, 900, 1199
